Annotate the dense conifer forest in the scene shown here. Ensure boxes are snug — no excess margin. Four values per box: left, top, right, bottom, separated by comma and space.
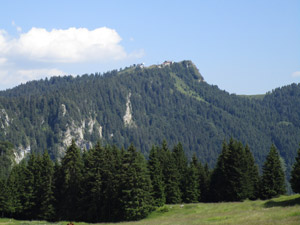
1, 61, 300, 181
1, 138, 299, 222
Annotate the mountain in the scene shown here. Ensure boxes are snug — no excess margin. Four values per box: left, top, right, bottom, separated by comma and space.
0, 60, 300, 177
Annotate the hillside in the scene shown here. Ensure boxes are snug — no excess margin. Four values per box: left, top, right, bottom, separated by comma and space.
0, 60, 300, 176
1, 195, 300, 225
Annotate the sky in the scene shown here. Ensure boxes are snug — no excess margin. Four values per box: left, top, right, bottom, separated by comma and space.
0, 0, 299, 94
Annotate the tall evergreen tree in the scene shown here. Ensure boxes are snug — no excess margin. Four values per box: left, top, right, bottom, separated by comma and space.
191, 154, 211, 202
290, 145, 300, 193
5, 164, 24, 218
36, 151, 55, 220
243, 145, 260, 200
119, 144, 153, 221
20, 153, 37, 219
82, 143, 121, 222
182, 156, 199, 203
260, 144, 286, 199
159, 141, 181, 204
82, 142, 103, 222
202, 163, 211, 202
172, 142, 188, 195
56, 140, 84, 221
210, 139, 250, 202
148, 145, 165, 206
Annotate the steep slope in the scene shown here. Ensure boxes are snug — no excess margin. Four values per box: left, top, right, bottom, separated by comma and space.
0, 60, 299, 177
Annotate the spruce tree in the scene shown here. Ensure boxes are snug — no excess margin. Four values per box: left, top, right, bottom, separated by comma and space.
119, 144, 153, 221
148, 145, 165, 206
201, 163, 211, 202
159, 141, 181, 204
37, 151, 55, 220
182, 157, 199, 203
5, 164, 24, 218
290, 146, 300, 193
172, 142, 188, 195
209, 141, 228, 202
82, 143, 121, 222
20, 154, 37, 219
191, 154, 211, 202
210, 139, 250, 202
243, 145, 260, 200
82, 142, 103, 222
260, 144, 286, 199
56, 140, 84, 221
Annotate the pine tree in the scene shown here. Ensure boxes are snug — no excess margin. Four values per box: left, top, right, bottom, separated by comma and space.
5, 164, 24, 218
210, 139, 250, 202
82, 142, 103, 222
148, 145, 165, 206
37, 151, 55, 220
209, 140, 231, 202
159, 141, 181, 204
260, 144, 286, 199
182, 157, 199, 203
290, 145, 300, 193
191, 154, 211, 202
119, 144, 153, 221
172, 142, 188, 195
57, 139, 84, 221
202, 163, 211, 202
243, 145, 260, 200
82, 143, 121, 222
20, 154, 38, 219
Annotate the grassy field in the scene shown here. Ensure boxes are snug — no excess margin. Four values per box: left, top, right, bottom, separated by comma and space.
1, 194, 300, 225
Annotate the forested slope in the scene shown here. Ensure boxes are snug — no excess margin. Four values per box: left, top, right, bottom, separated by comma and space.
0, 60, 299, 177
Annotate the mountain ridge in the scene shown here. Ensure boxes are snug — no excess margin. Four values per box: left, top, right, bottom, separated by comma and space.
0, 60, 300, 178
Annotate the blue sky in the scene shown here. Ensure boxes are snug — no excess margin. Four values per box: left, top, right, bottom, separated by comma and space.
0, 0, 299, 94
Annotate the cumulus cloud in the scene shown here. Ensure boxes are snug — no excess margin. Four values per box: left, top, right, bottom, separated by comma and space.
0, 27, 141, 63
292, 71, 300, 78
0, 26, 144, 90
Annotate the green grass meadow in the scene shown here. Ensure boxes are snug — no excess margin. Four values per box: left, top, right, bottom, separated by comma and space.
1, 194, 300, 225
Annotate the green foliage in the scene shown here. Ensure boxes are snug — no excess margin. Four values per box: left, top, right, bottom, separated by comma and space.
1, 61, 300, 182
290, 146, 300, 193
243, 145, 260, 200
1, 138, 297, 223
159, 141, 182, 204
56, 139, 84, 221
260, 144, 286, 199
182, 160, 199, 203
210, 138, 259, 202
119, 144, 153, 221
37, 151, 55, 220
148, 145, 165, 206
0, 141, 15, 179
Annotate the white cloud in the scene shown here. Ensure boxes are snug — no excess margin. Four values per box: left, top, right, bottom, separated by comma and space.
0, 57, 7, 65
0, 27, 137, 63
292, 71, 300, 78
17, 68, 66, 78
0, 68, 66, 90
0, 26, 144, 90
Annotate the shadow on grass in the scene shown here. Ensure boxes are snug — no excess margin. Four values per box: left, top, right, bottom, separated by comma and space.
264, 196, 300, 208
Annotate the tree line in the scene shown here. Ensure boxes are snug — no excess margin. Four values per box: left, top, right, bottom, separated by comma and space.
0, 138, 300, 222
